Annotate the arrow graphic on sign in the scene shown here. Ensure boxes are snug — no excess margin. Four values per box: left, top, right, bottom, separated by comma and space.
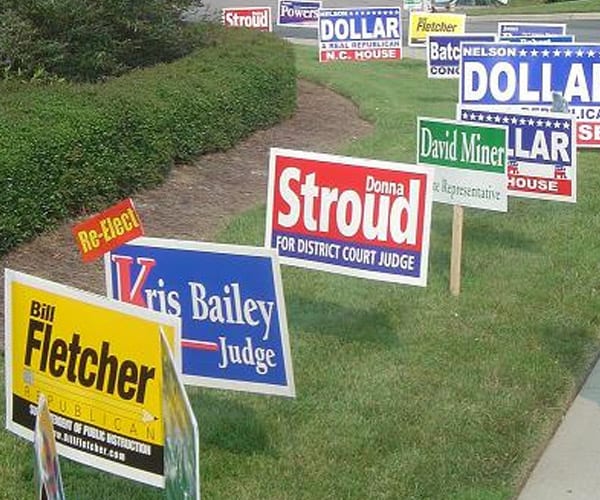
141, 409, 158, 423
29, 370, 158, 423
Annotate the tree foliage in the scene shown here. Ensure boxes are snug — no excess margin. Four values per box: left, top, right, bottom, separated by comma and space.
0, 0, 205, 81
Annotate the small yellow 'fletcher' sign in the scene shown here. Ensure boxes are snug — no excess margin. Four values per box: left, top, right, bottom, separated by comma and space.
408, 11, 466, 47
5, 270, 181, 488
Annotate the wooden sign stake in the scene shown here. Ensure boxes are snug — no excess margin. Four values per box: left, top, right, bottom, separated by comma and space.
450, 205, 464, 296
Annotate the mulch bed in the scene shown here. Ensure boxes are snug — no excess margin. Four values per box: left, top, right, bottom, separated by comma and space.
0, 79, 373, 343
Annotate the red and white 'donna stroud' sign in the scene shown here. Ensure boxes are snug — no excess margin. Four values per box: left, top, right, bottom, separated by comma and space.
265, 148, 434, 286
222, 7, 272, 32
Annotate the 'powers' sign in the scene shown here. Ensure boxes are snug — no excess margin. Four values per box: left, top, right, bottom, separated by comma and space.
265, 148, 434, 286
277, 0, 321, 28
318, 7, 402, 63
459, 42, 600, 148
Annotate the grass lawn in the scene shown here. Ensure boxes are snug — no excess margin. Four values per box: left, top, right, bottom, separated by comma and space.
2, 46, 600, 499
465, 0, 600, 15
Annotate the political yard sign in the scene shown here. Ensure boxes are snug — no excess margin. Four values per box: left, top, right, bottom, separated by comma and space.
222, 7, 272, 32
458, 107, 576, 202
498, 22, 566, 38
5, 270, 182, 488
265, 148, 434, 287
403, 0, 423, 10
72, 198, 144, 263
34, 395, 65, 500
427, 33, 496, 79
162, 334, 200, 500
277, 0, 321, 28
417, 117, 508, 212
105, 238, 295, 398
408, 11, 466, 48
460, 42, 600, 147
318, 7, 402, 62
500, 35, 574, 44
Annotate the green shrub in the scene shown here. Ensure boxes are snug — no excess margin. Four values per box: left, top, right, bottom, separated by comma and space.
0, 27, 297, 254
0, 0, 206, 81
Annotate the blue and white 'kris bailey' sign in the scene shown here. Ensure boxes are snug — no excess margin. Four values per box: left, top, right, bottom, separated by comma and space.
459, 42, 600, 147
427, 33, 496, 79
105, 238, 295, 397
318, 7, 402, 62
277, 0, 321, 28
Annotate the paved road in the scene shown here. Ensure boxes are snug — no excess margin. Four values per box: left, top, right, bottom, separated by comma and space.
466, 17, 598, 43
191, 2, 600, 43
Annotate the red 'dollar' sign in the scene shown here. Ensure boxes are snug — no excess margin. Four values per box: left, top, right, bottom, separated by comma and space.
222, 7, 272, 32
72, 198, 144, 262
265, 148, 434, 287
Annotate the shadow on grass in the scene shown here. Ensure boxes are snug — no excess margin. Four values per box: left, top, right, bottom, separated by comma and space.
426, 210, 540, 284
286, 295, 399, 347
429, 248, 451, 278
538, 322, 596, 377
191, 392, 271, 455
415, 93, 458, 104
463, 219, 539, 252
430, 204, 539, 253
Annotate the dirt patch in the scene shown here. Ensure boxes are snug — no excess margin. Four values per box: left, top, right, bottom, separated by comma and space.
0, 79, 372, 342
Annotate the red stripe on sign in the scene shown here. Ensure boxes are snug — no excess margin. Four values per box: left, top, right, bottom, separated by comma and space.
576, 122, 600, 147
508, 175, 572, 196
271, 155, 428, 252
181, 339, 219, 351
319, 48, 402, 63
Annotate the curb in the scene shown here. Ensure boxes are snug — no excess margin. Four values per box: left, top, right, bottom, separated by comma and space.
284, 37, 316, 46
462, 11, 600, 21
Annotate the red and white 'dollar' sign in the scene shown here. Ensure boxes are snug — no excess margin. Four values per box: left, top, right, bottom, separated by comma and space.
222, 7, 272, 32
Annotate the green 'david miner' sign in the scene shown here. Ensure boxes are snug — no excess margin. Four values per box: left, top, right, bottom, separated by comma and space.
417, 117, 508, 212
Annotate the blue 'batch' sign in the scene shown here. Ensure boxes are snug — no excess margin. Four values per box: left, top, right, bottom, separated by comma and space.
277, 0, 321, 28
105, 238, 295, 397
427, 33, 496, 79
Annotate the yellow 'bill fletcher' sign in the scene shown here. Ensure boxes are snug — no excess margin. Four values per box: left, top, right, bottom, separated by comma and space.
408, 11, 466, 47
4, 269, 182, 488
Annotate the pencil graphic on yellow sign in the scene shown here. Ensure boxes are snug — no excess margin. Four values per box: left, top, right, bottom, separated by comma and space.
5, 270, 181, 488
